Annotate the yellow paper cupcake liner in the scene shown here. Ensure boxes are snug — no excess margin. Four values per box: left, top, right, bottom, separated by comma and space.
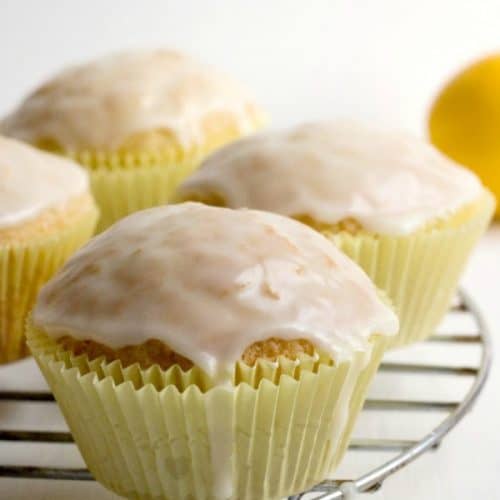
27, 327, 388, 500
90, 158, 199, 233
61, 127, 263, 233
0, 208, 98, 363
327, 195, 494, 348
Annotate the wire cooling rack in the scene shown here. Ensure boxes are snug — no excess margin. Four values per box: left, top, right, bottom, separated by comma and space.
0, 290, 492, 499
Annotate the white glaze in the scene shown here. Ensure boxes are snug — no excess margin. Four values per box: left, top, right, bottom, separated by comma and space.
178, 121, 484, 235
0, 50, 265, 151
0, 135, 89, 228
33, 202, 397, 381
34, 203, 397, 374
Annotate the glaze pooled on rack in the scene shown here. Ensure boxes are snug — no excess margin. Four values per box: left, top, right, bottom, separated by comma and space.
0, 50, 265, 151
33, 202, 397, 381
178, 121, 484, 235
0, 136, 89, 228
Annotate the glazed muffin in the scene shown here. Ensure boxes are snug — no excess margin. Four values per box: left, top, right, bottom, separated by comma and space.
0, 50, 266, 232
0, 136, 98, 363
177, 121, 495, 348
27, 202, 397, 500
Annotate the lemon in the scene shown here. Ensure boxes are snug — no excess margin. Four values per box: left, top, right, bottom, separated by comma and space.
429, 54, 500, 216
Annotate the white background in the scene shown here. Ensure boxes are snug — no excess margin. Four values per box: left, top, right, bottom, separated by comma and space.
1, 1, 500, 499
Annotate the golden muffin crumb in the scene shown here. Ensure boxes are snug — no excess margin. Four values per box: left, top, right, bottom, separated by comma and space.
174, 190, 228, 207
179, 190, 490, 236
36, 109, 264, 169
58, 336, 194, 371
177, 191, 364, 234
301, 195, 491, 235
241, 337, 314, 366
58, 335, 315, 371
295, 215, 363, 234
0, 193, 96, 244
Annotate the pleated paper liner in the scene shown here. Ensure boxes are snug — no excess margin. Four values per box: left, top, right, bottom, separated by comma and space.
60, 128, 262, 233
327, 194, 495, 349
71, 145, 202, 233
0, 208, 98, 364
27, 326, 388, 500
90, 158, 199, 233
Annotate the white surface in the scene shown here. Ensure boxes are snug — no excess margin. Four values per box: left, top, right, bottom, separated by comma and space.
1, 0, 500, 134
0, 1, 499, 498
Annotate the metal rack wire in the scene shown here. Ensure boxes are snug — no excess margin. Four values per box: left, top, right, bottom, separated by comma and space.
0, 290, 492, 499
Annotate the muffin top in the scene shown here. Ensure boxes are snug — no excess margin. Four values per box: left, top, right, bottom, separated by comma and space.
33, 202, 397, 380
0, 50, 265, 152
178, 121, 485, 235
0, 136, 89, 229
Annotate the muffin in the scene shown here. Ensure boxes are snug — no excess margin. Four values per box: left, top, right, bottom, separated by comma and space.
27, 202, 397, 500
0, 136, 98, 363
0, 50, 266, 232
177, 121, 495, 348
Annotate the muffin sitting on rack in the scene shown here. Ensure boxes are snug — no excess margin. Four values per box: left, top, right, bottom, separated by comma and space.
0, 136, 98, 363
0, 50, 267, 231
28, 202, 397, 500
177, 121, 495, 348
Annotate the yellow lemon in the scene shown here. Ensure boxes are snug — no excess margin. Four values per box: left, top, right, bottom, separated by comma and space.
429, 54, 500, 217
